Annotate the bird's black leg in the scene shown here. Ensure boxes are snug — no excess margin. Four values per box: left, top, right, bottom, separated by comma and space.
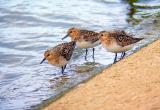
63, 65, 67, 71
120, 52, 126, 59
120, 52, 124, 59
85, 49, 88, 61
113, 53, 117, 63
92, 48, 95, 60
122, 52, 126, 59
61, 66, 64, 74
120, 52, 125, 59
61, 65, 67, 75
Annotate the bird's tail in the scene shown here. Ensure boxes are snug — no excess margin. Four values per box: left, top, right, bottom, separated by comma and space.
134, 37, 144, 43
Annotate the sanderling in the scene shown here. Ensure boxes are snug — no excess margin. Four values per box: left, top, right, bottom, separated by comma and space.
99, 30, 144, 63
62, 27, 100, 61
40, 41, 76, 74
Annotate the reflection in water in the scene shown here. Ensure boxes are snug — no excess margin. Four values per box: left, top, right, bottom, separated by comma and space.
125, 0, 140, 25
125, 0, 160, 25
49, 76, 70, 89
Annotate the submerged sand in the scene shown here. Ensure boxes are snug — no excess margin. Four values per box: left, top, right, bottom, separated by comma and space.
44, 40, 160, 110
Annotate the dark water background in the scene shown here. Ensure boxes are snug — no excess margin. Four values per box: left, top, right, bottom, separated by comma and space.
0, 0, 160, 110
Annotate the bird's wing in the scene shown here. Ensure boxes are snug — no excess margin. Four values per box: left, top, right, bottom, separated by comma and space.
113, 30, 143, 47
57, 42, 75, 61
80, 30, 99, 43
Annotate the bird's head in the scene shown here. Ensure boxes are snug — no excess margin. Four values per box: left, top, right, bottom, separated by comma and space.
62, 27, 79, 41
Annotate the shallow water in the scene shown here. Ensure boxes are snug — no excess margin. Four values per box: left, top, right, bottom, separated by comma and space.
0, 0, 160, 110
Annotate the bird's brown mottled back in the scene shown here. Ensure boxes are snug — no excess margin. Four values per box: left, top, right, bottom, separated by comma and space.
109, 30, 144, 47
49, 41, 76, 61
79, 30, 99, 43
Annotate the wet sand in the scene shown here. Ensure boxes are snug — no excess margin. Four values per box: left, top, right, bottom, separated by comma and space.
44, 40, 160, 110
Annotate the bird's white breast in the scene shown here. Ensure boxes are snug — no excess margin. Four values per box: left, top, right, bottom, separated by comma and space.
76, 40, 100, 49
102, 42, 134, 53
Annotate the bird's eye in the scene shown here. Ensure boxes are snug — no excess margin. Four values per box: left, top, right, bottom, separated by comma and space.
70, 31, 72, 33
101, 34, 103, 36
47, 54, 50, 57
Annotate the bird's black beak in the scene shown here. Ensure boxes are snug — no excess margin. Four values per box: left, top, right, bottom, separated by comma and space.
62, 34, 69, 40
40, 58, 46, 64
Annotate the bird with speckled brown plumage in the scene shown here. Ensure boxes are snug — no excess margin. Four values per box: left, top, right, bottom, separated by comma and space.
99, 30, 144, 63
62, 27, 100, 61
40, 41, 76, 74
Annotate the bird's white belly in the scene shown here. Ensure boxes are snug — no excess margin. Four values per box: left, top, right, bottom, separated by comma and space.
76, 40, 100, 49
103, 43, 134, 53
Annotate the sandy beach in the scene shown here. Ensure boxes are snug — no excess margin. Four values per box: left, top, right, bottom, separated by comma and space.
43, 39, 160, 110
